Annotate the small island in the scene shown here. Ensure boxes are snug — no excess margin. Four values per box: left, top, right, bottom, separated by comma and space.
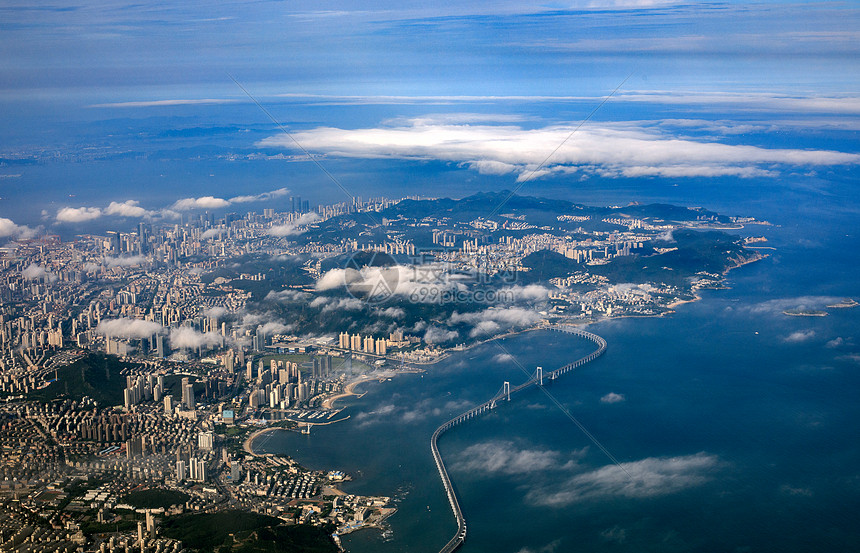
783, 309, 829, 317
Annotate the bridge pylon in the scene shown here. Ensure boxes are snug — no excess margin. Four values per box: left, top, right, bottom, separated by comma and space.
536, 366, 543, 386
503, 381, 510, 401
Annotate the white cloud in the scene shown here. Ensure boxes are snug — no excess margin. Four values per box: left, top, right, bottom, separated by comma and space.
617, 91, 860, 115
499, 284, 552, 302
257, 321, 291, 335
200, 228, 225, 239
357, 398, 473, 426
450, 307, 543, 337
310, 296, 365, 312
90, 98, 239, 108
784, 330, 816, 343
826, 337, 846, 348
470, 320, 501, 337
169, 327, 223, 349
600, 392, 626, 404
314, 263, 469, 302
229, 187, 289, 203
264, 289, 310, 302
269, 212, 321, 236
204, 306, 228, 319
104, 200, 151, 218
0, 217, 35, 239
526, 453, 721, 507
102, 255, 146, 268
97, 318, 162, 339
56, 206, 102, 223
315, 268, 362, 291
170, 196, 230, 211
452, 440, 579, 476
468, 159, 520, 175
22, 264, 55, 281
258, 117, 860, 180
168, 188, 292, 213
424, 326, 459, 344
386, 113, 530, 126
744, 296, 841, 316
378, 307, 405, 318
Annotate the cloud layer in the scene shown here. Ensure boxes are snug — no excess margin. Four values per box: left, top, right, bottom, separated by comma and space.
258, 117, 860, 180
0, 217, 36, 239
53, 187, 290, 224
269, 211, 321, 236
96, 318, 162, 339
169, 327, 223, 349
526, 452, 722, 507
452, 440, 579, 475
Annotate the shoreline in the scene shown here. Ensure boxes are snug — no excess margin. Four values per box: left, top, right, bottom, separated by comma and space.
666, 293, 702, 310
243, 427, 281, 456
321, 372, 394, 410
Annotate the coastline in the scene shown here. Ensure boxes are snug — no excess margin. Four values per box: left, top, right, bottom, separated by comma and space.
243, 427, 281, 456
723, 251, 768, 275
321, 373, 390, 410
666, 293, 702, 310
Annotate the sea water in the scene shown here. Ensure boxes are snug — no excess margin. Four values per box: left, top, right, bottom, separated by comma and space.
254, 191, 860, 552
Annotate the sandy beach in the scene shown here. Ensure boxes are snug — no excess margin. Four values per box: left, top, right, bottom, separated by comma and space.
243, 427, 281, 456
321, 374, 388, 410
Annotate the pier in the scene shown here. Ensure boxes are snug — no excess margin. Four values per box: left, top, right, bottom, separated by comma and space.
430, 325, 607, 553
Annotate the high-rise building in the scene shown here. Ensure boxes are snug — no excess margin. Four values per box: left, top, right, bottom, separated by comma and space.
145, 510, 155, 539
181, 380, 195, 410
375, 338, 387, 356
253, 326, 265, 352
137, 222, 151, 255
198, 431, 214, 451
106, 231, 121, 254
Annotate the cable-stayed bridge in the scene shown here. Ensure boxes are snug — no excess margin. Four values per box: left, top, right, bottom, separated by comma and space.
431, 325, 607, 553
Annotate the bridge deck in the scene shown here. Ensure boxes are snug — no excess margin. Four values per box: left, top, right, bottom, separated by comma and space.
430, 325, 607, 552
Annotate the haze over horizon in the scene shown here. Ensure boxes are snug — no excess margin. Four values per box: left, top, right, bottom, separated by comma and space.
2, 1, 859, 239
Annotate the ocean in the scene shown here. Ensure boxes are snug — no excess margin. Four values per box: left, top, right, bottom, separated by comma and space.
252, 193, 860, 552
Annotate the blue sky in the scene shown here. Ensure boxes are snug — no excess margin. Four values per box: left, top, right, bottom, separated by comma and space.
1, 1, 859, 234
2, 1, 858, 100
